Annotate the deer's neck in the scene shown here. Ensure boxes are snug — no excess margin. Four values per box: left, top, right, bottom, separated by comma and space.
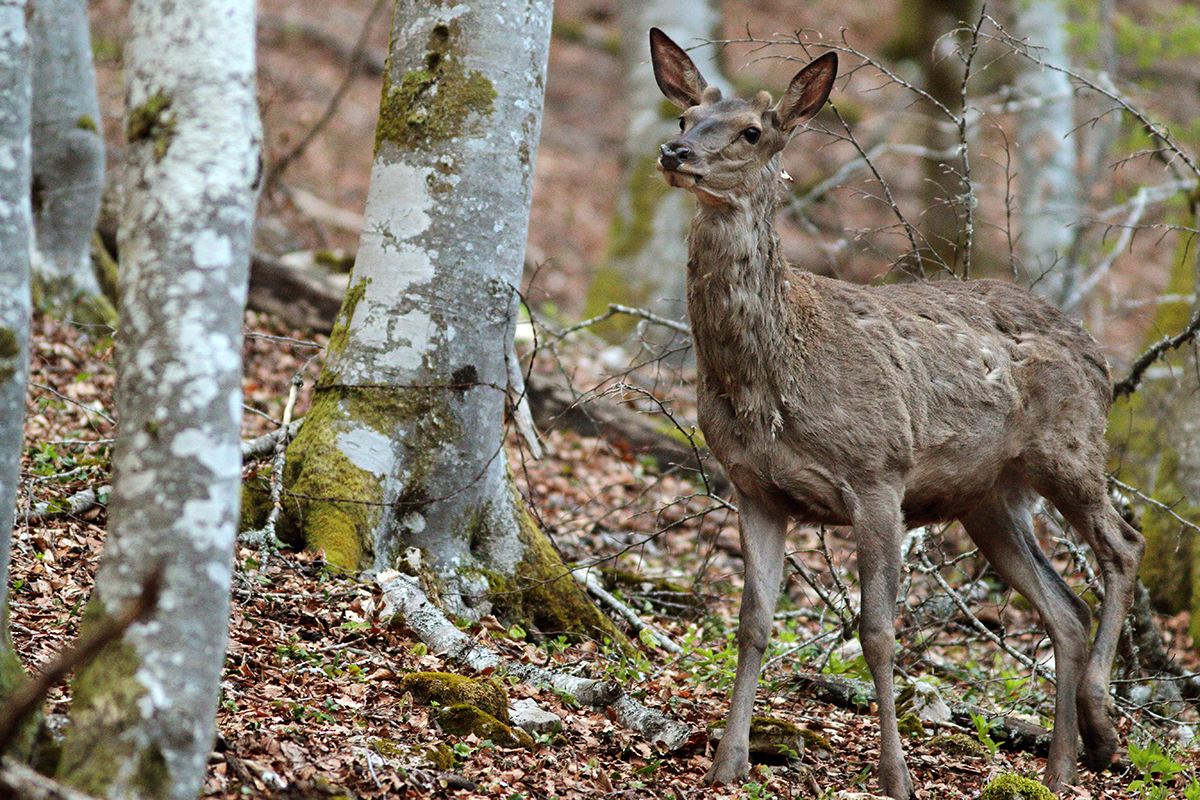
685, 171, 823, 431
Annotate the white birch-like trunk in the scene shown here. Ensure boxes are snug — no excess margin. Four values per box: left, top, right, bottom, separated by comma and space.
27, 0, 105, 304
584, 0, 723, 341
57, 1, 260, 797
0, 0, 33, 710
1013, 0, 1080, 305
283, 0, 553, 606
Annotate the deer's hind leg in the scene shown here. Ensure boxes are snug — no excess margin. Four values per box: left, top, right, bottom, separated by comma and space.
959, 489, 1092, 791
1042, 482, 1145, 772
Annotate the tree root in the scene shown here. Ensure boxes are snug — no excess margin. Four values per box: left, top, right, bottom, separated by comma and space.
376, 570, 691, 750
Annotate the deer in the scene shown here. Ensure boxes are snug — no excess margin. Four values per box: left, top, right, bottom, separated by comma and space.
648, 27, 1145, 800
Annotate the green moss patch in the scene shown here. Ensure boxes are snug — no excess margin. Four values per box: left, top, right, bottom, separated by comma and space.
979, 773, 1055, 800
325, 277, 371, 360
930, 732, 990, 758
395, 672, 509, 722
57, 601, 148, 793
375, 22, 497, 152
897, 711, 927, 738
125, 89, 174, 162
435, 704, 533, 749
282, 382, 461, 572
484, 498, 631, 653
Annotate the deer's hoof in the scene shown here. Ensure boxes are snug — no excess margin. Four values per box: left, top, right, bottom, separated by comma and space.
702, 755, 749, 786
880, 763, 913, 800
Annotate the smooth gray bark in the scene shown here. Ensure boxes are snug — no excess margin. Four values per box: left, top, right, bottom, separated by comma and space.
0, 0, 31, 605
0, 0, 33, 720
27, 0, 105, 304
584, 0, 725, 343
286, 0, 553, 608
1013, 0, 1080, 305
57, 0, 260, 797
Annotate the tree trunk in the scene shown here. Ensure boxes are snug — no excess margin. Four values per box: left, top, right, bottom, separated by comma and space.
1012, 0, 1081, 305
56, 1, 260, 797
0, 0, 35, 757
27, 0, 109, 317
281, 0, 620, 643
582, 0, 724, 346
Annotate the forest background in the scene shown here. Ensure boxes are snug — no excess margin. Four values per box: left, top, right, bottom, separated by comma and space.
5, 0, 1200, 798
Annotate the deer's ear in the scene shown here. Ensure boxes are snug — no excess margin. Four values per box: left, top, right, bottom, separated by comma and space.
775, 51, 837, 133
650, 27, 708, 109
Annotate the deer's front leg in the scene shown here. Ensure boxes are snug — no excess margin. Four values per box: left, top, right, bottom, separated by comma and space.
855, 488, 913, 800
704, 498, 789, 786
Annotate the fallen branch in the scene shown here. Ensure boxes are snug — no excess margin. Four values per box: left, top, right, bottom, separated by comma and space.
785, 672, 1053, 756
578, 570, 682, 654
21, 486, 107, 523
376, 570, 691, 750
0, 757, 103, 800
242, 419, 304, 460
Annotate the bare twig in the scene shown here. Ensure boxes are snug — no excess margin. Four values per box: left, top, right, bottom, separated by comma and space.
1113, 305, 1200, 398
263, 0, 390, 192
578, 569, 682, 654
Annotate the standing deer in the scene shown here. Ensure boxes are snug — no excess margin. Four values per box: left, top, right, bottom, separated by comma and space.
648, 27, 1145, 800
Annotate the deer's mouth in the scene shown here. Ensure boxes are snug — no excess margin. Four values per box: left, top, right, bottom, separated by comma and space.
658, 162, 703, 189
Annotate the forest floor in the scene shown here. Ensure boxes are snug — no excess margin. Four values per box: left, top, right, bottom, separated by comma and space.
8, 0, 1200, 798
9, 306, 1200, 800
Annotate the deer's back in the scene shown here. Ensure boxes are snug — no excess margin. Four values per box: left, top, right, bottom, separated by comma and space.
693, 275, 1113, 526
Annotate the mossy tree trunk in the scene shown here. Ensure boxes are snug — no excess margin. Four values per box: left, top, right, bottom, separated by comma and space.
582, 0, 724, 346
281, 0, 620, 643
56, 1, 261, 797
0, 0, 36, 758
27, 0, 112, 320
1109, 211, 1200, 650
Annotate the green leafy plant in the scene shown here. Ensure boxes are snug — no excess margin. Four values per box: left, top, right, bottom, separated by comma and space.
1127, 741, 1192, 800
823, 648, 871, 682
969, 711, 1000, 757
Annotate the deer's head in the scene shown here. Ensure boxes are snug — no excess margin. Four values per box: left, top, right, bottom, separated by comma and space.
650, 27, 836, 207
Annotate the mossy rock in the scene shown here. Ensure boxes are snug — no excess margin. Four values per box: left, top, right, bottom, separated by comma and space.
797, 728, 833, 757
711, 716, 805, 761
422, 743, 455, 771
395, 672, 508, 723
435, 704, 533, 749
979, 773, 1054, 800
930, 732, 990, 758
896, 712, 927, 739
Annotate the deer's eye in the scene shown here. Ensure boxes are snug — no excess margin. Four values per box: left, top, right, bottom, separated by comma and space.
678, 116, 686, 132
742, 127, 761, 144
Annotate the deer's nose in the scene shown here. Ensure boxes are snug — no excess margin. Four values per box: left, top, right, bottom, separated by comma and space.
659, 141, 692, 171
